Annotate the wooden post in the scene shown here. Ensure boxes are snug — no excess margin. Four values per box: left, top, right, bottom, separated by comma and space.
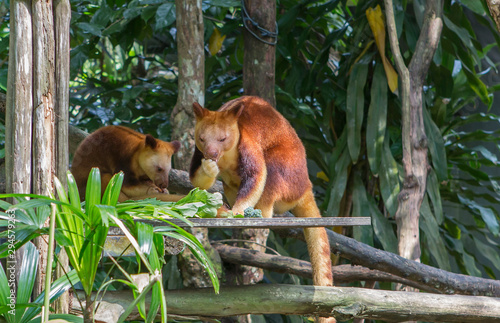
6, 0, 33, 285
53, 0, 71, 313
6, 0, 33, 197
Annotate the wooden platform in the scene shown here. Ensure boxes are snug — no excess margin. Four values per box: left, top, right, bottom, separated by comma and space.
105, 217, 371, 257
108, 217, 371, 235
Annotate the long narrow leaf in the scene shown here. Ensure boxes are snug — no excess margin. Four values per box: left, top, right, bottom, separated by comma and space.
158, 230, 219, 293
22, 270, 80, 322
379, 135, 400, 217
420, 197, 451, 271
366, 63, 388, 176
367, 195, 398, 254
346, 63, 369, 163
85, 168, 102, 218
117, 273, 161, 323
108, 214, 154, 273
0, 260, 14, 322
16, 242, 39, 323
351, 173, 374, 246
427, 169, 443, 224
102, 172, 124, 206
326, 151, 351, 217
423, 107, 448, 181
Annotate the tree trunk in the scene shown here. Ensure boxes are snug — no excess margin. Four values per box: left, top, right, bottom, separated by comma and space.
53, 0, 71, 313
172, 0, 222, 290
486, 0, 500, 33
234, 0, 277, 294
242, 0, 276, 107
171, 0, 204, 170
384, 0, 443, 296
31, 0, 56, 299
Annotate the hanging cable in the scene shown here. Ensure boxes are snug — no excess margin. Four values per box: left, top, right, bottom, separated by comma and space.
241, 0, 278, 46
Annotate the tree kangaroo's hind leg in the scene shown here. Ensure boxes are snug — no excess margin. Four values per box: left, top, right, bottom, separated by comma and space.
291, 190, 333, 288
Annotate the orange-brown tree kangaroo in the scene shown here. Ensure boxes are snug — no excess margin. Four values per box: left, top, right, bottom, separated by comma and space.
189, 96, 333, 288
72, 125, 183, 203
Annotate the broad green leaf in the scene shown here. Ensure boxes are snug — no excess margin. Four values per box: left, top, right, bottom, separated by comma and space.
472, 237, 500, 273
75, 22, 103, 37
379, 135, 400, 217
443, 16, 480, 66
366, 64, 387, 176
173, 188, 223, 218
462, 251, 482, 277
326, 151, 351, 217
473, 146, 499, 165
423, 107, 447, 181
463, 68, 493, 110
426, 169, 443, 224
420, 197, 451, 271
367, 195, 398, 254
449, 237, 482, 277
90, 6, 113, 27
206, 0, 240, 7
155, 3, 176, 31
458, 195, 499, 236
346, 63, 368, 163
351, 174, 373, 246
456, 164, 490, 181
459, 0, 485, 15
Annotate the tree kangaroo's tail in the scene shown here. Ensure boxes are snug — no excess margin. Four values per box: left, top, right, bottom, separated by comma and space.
292, 189, 333, 287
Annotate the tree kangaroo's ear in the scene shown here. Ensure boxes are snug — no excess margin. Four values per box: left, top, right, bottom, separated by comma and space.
227, 102, 245, 119
145, 134, 158, 149
193, 102, 208, 120
171, 140, 181, 153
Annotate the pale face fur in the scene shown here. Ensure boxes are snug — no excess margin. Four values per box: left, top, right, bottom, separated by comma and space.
194, 113, 240, 162
137, 143, 175, 189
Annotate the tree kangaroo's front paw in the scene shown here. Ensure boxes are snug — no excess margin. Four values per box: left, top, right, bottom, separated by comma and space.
148, 185, 168, 194
201, 158, 219, 178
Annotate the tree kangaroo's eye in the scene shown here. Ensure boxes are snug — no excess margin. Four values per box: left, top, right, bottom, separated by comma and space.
219, 137, 226, 142
157, 166, 164, 172
199, 137, 205, 142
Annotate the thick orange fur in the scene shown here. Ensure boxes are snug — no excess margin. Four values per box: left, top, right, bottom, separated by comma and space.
71, 125, 183, 203
189, 96, 333, 288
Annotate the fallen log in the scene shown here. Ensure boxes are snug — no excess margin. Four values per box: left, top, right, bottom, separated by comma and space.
73, 284, 500, 322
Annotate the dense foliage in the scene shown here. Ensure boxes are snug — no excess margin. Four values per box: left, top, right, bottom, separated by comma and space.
0, 0, 500, 319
